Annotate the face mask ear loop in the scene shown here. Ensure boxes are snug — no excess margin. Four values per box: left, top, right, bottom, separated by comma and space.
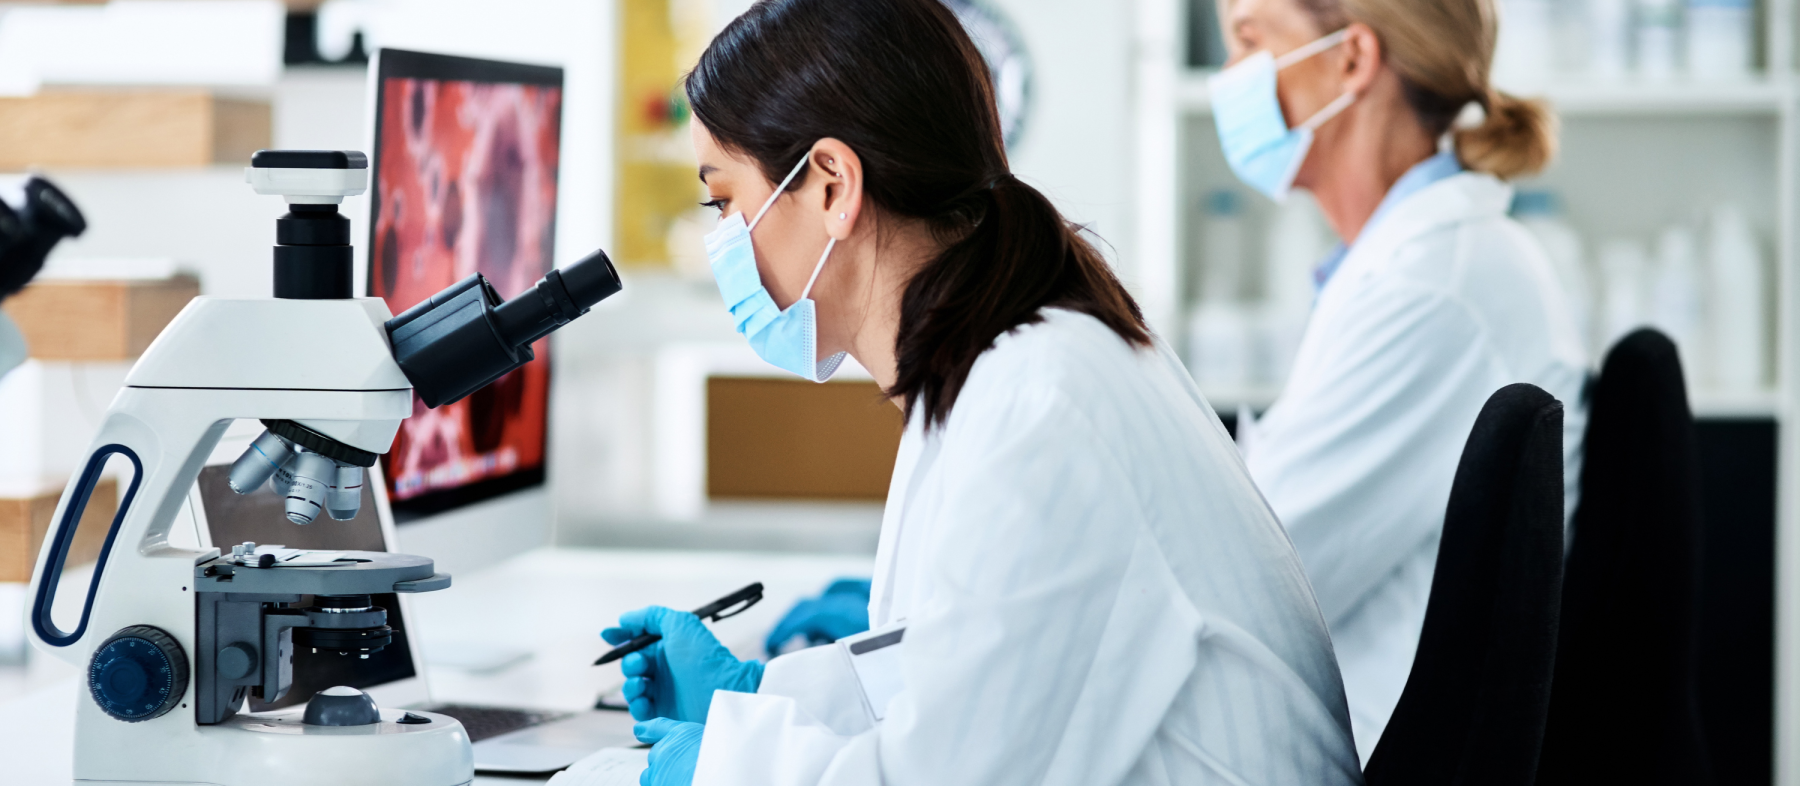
748, 154, 814, 232
798, 238, 837, 301
1274, 28, 1349, 70
1299, 90, 1357, 132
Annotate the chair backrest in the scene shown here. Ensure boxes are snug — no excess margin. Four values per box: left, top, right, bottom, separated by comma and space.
1363, 383, 1565, 786
1535, 329, 1714, 785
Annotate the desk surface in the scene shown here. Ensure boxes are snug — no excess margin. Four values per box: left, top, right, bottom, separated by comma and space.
0, 546, 874, 785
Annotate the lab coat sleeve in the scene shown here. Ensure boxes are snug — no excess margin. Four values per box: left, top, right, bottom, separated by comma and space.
1245, 278, 1505, 626
693, 387, 1183, 786
755, 643, 872, 737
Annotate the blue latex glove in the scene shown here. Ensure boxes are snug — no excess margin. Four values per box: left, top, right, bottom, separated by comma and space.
601, 606, 763, 723
635, 718, 703, 786
764, 577, 872, 657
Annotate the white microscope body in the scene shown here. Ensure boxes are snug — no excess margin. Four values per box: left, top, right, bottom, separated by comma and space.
24, 150, 620, 785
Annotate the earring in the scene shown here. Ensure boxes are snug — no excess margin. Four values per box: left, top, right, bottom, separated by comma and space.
838, 213, 848, 220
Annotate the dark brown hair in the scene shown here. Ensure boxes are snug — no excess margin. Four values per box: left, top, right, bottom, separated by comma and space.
686, 0, 1149, 428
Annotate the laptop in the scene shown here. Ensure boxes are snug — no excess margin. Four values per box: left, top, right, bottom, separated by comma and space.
186, 436, 640, 774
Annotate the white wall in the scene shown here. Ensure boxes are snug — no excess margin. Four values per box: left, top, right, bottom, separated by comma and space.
988, 0, 1137, 278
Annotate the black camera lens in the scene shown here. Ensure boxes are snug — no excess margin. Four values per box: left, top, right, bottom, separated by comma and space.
0, 177, 85, 299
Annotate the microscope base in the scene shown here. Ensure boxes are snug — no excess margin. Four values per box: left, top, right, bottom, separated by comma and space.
72, 709, 473, 786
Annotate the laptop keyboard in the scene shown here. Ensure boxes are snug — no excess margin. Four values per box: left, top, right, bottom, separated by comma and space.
426, 704, 574, 743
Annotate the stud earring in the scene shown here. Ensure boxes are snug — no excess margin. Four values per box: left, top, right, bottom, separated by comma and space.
838, 213, 848, 220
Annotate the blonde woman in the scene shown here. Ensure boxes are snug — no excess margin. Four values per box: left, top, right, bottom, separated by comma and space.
1213, 0, 1589, 762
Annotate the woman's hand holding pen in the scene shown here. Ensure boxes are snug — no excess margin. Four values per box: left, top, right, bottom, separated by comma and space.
601, 606, 765, 723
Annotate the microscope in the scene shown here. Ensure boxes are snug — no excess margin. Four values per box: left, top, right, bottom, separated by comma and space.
24, 150, 621, 785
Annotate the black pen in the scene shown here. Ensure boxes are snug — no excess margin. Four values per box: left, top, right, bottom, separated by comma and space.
594, 582, 765, 666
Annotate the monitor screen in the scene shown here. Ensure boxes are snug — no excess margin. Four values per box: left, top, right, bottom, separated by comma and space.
194, 464, 417, 711
367, 49, 565, 522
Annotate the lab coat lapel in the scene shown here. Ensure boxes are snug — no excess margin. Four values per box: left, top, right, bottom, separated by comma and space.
1278, 172, 1512, 409
870, 412, 939, 629
1318, 172, 1514, 311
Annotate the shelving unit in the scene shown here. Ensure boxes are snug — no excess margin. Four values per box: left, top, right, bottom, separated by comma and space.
1132, 0, 1799, 782
1177, 73, 1794, 115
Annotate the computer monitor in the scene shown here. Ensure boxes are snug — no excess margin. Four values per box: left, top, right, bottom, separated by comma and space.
364, 49, 564, 559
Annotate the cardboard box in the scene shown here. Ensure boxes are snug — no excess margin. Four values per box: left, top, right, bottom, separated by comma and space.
707, 378, 904, 500
0, 478, 117, 583
2, 276, 199, 360
0, 90, 271, 169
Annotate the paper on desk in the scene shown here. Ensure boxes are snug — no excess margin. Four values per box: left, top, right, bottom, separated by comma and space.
548, 747, 649, 786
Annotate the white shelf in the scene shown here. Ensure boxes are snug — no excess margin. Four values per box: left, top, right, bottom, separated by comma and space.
1177, 72, 1791, 116
1501, 78, 1790, 115
1690, 388, 1784, 418
1196, 384, 1281, 412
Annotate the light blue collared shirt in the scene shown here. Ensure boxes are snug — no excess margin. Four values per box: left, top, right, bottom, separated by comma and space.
1312, 150, 1463, 293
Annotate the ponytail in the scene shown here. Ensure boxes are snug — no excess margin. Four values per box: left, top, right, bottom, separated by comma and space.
1454, 91, 1556, 180
891, 175, 1149, 427
688, 0, 1149, 429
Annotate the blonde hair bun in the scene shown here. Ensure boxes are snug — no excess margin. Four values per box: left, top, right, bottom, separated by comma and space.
1455, 91, 1557, 179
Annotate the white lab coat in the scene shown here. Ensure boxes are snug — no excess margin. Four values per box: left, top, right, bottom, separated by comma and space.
693, 309, 1363, 786
1241, 172, 1589, 763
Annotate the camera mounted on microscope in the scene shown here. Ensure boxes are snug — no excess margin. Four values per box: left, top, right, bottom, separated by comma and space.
245, 149, 366, 300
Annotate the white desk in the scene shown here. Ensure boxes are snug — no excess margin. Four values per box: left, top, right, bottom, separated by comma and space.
0, 547, 875, 785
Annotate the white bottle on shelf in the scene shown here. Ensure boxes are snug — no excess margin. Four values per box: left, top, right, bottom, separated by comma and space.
1598, 238, 1651, 350
1707, 204, 1767, 391
1187, 189, 1254, 388
1554, 0, 1594, 74
1635, 0, 1684, 79
1511, 190, 1596, 356
1198, 189, 1246, 305
1187, 304, 1255, 389
1495, 0, 1559, 82
1589, 0, 1635, 79
1651, 224, 1704, 366
1257, 192, 1332, 386
1686, 0, 1754, 79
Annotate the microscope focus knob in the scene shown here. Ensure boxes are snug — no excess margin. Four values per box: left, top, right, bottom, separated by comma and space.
88, 626, 188, 722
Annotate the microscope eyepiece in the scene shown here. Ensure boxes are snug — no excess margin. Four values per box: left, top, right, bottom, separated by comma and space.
388, 248, 622, 408
0, 177, 86, 299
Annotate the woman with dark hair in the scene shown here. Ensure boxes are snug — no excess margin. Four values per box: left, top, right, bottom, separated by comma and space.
601, 1, 1362, 784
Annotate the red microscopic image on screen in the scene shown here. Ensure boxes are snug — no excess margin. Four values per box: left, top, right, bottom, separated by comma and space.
368, 77, 562, 504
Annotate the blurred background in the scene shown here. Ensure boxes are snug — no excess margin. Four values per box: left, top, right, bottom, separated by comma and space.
0, 0, 1790, 782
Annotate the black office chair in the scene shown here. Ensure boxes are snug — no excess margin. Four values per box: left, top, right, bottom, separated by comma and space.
1362, 383, 1565, 786
1534, 329, 1715, 786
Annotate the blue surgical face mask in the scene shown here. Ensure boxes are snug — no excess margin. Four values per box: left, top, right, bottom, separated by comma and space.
1209, 29, 1354, 201
704, 154, 847, 383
